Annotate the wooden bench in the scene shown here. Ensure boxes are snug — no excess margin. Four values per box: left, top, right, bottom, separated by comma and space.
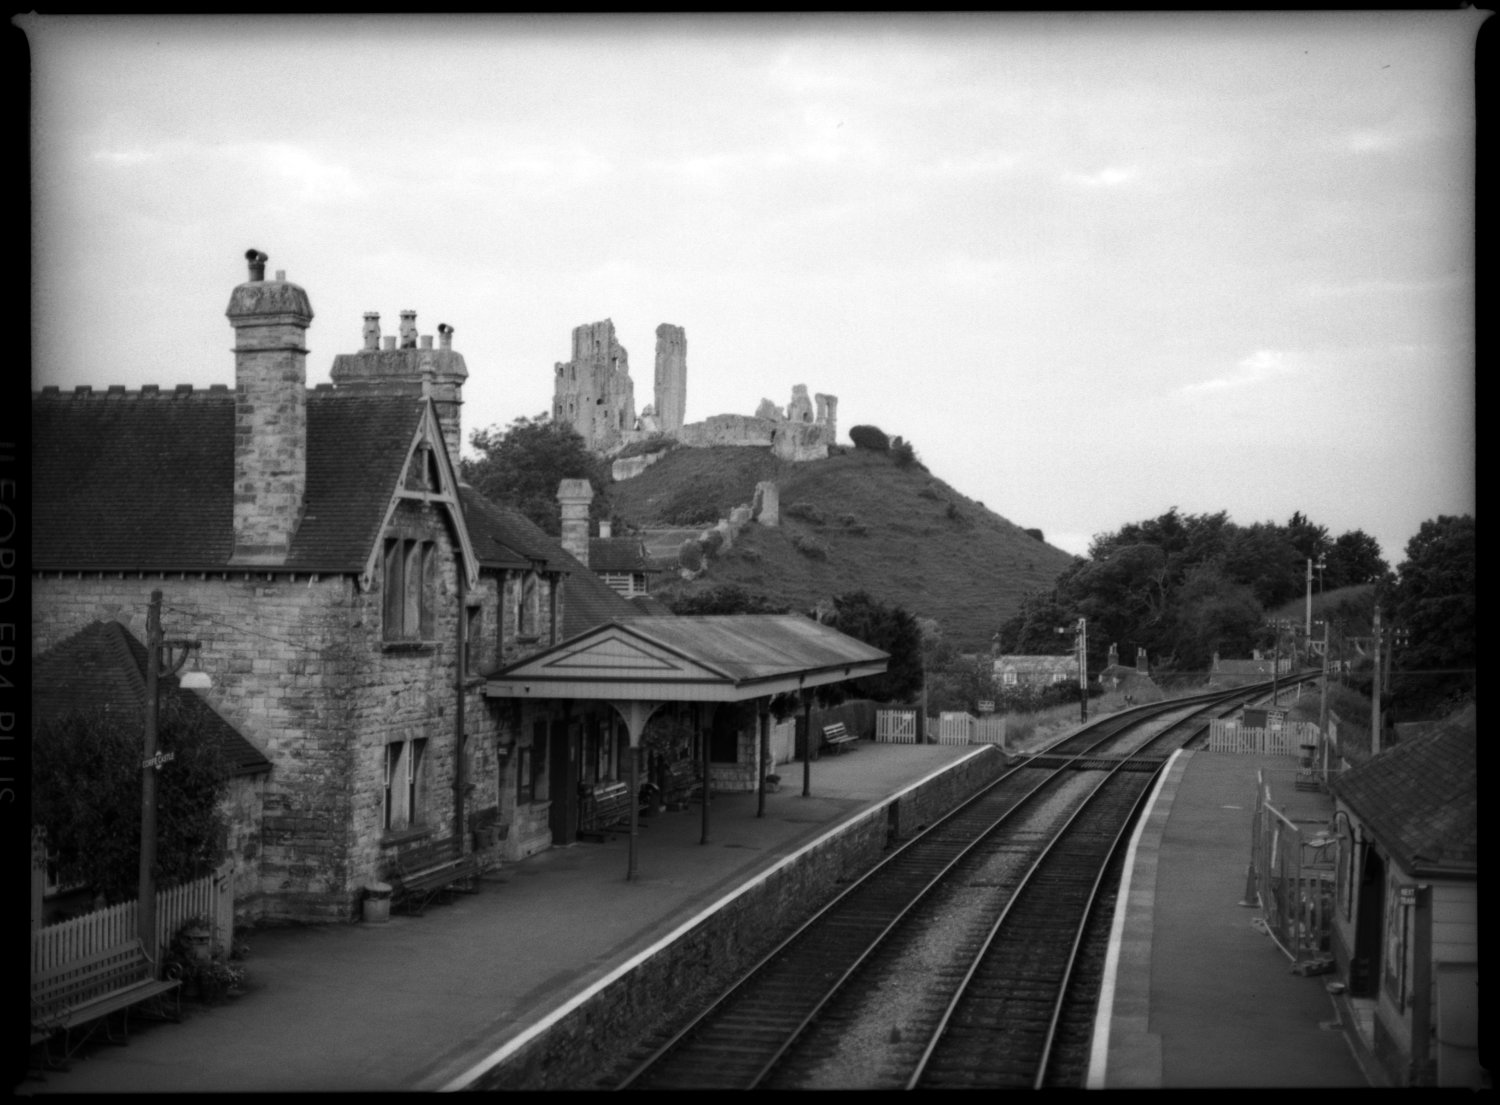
578, 781, 639, 841
384, 837, 479, 916
663, 758, 704, 808
30, 939, 181, 1068
821, 722, 859, 754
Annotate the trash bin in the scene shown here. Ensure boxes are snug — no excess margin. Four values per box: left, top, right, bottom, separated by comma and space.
363, 882, 392, 924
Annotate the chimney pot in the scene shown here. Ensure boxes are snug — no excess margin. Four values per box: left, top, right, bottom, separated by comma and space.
362, 312, 381, 352
438, 323, 454, 350
245, 248, 268, 282
399, 310, 418, 350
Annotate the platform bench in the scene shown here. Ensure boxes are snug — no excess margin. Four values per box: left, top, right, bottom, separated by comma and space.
579, 781, 640, 841
663, 758, 704, 808
31, 939, 181, 1068
384, 837, 479, 915
821, 722, 859, 754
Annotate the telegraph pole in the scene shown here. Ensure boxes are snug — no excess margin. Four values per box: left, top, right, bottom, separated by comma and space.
1371, 605, 1383, 755
139, 592, 163, 967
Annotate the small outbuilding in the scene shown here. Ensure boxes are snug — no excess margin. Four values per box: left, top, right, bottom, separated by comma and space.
1327, 705, 1478, 1088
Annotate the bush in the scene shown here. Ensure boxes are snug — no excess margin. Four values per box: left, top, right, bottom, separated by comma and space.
849, 425, 891, 451
792, 534, 829, 560
1024, 527, 1045, 543
918, 485, 941, 501
678, 539, 703, 571
785, 501, 826, 525
700, 529, 725, 557
891, 436, 918, 469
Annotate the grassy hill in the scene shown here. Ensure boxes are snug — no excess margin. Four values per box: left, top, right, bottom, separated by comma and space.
607, 445, 1077, 652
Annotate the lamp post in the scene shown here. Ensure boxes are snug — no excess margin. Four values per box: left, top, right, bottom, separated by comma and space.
140, 590, 201, 974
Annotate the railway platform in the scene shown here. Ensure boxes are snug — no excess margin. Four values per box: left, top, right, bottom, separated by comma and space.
17, 737, 1375, 1092
1090, 748, 1375, 1088
17, 742, 979, 1093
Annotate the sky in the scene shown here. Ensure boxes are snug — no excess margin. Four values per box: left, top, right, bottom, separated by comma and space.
24, 12, 1480, 566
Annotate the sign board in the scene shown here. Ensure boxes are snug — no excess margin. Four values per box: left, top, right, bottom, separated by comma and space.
1398, 886, 1417, 907
977, 701, 995, 714
142, 750, 176, 770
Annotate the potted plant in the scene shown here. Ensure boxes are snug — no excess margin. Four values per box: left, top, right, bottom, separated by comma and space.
764, 773, 781, 794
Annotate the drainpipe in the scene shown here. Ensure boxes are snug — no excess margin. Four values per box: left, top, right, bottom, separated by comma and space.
454, 562, 466, 849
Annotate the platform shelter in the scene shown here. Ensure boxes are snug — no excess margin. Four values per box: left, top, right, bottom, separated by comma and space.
485, 614, 888, 879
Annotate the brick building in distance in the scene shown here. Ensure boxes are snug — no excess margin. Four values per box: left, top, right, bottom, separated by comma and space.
31, 250, 641, 924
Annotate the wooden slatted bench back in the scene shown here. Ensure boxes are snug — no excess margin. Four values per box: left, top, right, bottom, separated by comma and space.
663, 759, 702, 805
33, 941, 154, 1012
580, 781, 633, 833
821, 722, 858, 753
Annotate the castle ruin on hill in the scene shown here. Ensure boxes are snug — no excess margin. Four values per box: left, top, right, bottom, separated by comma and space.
551, 319, 837, 474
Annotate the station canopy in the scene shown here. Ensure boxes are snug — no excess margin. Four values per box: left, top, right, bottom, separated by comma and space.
484, 614, 889, 704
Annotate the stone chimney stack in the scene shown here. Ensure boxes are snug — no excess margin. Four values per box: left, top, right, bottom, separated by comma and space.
1136, 646, 1148, 674
226, 249, 312, 564
330, 314, 467, 461
1108, 643, 1119, 669
599, 520, 612, 539
557, 480, 594, 566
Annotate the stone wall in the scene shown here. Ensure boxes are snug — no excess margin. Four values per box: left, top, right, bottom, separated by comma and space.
472, 746, 1007, 1090
30, 495, 530, 923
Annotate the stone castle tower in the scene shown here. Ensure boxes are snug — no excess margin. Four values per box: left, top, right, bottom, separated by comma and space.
552, 319, 637, 453
653, 324, 687, 435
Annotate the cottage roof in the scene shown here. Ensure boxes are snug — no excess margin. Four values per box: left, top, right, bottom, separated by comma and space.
487, 614, 888, 703
994, 654, 1077, 673
588, 537, 659, 574
32, 388, 432, 573
1330, 705, 1476, 877
32, 620, 271, 777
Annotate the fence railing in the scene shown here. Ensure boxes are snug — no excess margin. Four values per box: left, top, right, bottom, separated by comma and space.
1207, 719, 1320, 756
32, 867, 229, 977
876, 709, 918, 743
1248, 772, 1335, 963
875, 711, 1007, 748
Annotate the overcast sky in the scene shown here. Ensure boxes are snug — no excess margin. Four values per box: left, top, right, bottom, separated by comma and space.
25, 12, 1479, 565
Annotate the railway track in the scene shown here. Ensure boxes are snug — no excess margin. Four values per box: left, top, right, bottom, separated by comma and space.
607, 679, 1308, 1090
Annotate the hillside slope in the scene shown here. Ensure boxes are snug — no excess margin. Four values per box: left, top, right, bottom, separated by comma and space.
608, 446, 1077, 652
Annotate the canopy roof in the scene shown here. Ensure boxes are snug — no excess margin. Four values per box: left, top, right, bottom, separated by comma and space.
485, 615, 888, 703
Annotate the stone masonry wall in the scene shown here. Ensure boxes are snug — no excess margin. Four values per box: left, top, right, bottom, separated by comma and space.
30, 497, 514, 923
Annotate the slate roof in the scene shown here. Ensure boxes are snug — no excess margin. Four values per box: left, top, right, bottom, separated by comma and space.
588, 537, 659, 574
1330, 705, 1476, 877
455, 485, 643, 640
994, 655, 1078, 675
32, 387, 426, 572
32, 621, 272, 777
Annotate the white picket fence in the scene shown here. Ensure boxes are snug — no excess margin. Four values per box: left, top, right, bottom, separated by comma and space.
1207, 719, 1321, 757
875, 711, 1007, 748
876, 709, 919, 743
32, 867, 230, 976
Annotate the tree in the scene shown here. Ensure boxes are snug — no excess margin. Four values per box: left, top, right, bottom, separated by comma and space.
821, 591, 925, 703
1167, 562, 1264, 673
669, 585, 790, 616
1321, 529, 1388, 590
1388, 514, 1475, 719
462, 414, 613, 536
33, 697, 230, 904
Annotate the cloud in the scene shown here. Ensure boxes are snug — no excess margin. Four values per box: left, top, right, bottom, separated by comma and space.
1061, 165, 1139, 188
1176, 349, 1301, 397
91, 147, 161, 166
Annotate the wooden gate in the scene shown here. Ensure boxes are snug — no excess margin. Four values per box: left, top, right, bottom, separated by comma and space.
875, 710, 918, 743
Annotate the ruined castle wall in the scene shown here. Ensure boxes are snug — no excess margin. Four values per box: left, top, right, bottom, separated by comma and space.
676, 414, 778, 448
653, 324, 687, 434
